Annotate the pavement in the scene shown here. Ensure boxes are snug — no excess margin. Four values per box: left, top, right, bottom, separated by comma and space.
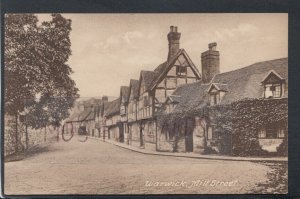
89, 136, 288, 162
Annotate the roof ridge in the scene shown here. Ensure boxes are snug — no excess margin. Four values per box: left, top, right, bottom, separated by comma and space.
214, 57, 288, 78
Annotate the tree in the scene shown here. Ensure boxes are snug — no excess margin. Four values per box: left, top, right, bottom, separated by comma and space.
4, 14, 79, 150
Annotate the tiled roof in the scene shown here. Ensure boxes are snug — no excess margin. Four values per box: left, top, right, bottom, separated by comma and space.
104, 98, 120, 117
140, 70, 159, 91
207, 83, 229, 92
130, 79, 140, 99
154, 61, 167, 74
66, 108, 95, 123
170, 57, 288, 112
171, 82, 210, 113
120, 86, 130, 103
212, 57, 288, 104
168, 95, 183, 103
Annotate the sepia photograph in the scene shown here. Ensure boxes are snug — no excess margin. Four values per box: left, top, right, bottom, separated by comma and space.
3, 13, 288, 195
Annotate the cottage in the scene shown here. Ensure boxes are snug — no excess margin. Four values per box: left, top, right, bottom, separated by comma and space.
104, 98, 121, 141
161, 57, 288, 155
125, 26, 202, 150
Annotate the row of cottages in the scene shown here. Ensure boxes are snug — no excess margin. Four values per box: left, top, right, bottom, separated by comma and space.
99, 26, 203, 151
86, 26, 287, 156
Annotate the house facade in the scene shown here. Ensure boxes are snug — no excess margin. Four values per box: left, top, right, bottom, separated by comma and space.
73, 26, 287, 156
160, 57, 288, 155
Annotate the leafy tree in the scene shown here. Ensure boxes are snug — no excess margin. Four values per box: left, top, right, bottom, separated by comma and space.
4, 14, 79, 150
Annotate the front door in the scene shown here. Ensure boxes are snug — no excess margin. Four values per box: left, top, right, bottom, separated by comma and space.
140, 124, 144, 147
185, 119, 194, 152
119, 123, 124, 143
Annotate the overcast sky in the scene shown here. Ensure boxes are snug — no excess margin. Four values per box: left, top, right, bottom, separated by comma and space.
38, 14, 288, 98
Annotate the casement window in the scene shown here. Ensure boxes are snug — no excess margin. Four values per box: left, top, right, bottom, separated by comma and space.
207, 84, 227, 106
262, 71, 285, 99
207, 126, 213, 140
258, 125, 286, 139
210, 93, 220, 105
264, 83, 282, 98
176, 65, 186, 75
120, 105, 126, 115
278, 128, 285, 138
143, 96, 149, 107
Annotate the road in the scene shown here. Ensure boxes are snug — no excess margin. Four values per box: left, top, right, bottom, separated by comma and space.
4, 136, 287, 195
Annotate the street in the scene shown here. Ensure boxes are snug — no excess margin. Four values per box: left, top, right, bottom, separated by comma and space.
4, 136, 287, 195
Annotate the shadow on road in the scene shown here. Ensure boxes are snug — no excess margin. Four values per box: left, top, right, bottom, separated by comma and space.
5, 136, 60, 162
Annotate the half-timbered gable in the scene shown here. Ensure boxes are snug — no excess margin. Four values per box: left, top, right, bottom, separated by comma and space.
127, 79, 139, 122
137, 71, 158, 120
120, 86, 129, 118
150, 49, 201, 112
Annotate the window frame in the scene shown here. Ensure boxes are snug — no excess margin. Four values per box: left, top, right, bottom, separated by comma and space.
264, 83, 282, 98
176, 65, 187, 76
258, 124, 286, 139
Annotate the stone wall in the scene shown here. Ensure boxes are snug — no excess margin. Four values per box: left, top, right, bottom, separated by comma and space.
4, 114, 58, 157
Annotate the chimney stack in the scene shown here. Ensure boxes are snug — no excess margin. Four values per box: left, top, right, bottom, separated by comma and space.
167, 26, 181, 61
201, 42, 220, 83
102, 96, 108, 102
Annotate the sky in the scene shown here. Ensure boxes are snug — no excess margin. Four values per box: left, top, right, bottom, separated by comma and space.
38, 14, 288, 98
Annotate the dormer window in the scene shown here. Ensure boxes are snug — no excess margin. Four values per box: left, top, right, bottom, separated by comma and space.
262, 70, 285, 99
210, 92, 220, 105
207, 83, 228, 105
264, 84, 282, 98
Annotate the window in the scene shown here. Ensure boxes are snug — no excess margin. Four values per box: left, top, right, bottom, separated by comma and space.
264, 83, 282, 98
210, 93, 220, 105
207, 127, 213, 140
258, 129, 266, 138
258, 125, 286, 139
143, 96, 149, 107
278, 128, 285, 138
176, 65, 186, 75
120, 105, 126, 115
266, 125, 278, 138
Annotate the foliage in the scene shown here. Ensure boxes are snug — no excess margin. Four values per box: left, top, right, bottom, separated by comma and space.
4, 14, 39, 115
157, 98, 288, 156
231, 98, 288, 156
4, 14, 79, 128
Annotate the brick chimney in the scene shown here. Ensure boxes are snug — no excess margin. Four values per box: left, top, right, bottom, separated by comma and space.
201, 42, 220, 83
102, 96, 108, 102
167, 26, 181, 61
